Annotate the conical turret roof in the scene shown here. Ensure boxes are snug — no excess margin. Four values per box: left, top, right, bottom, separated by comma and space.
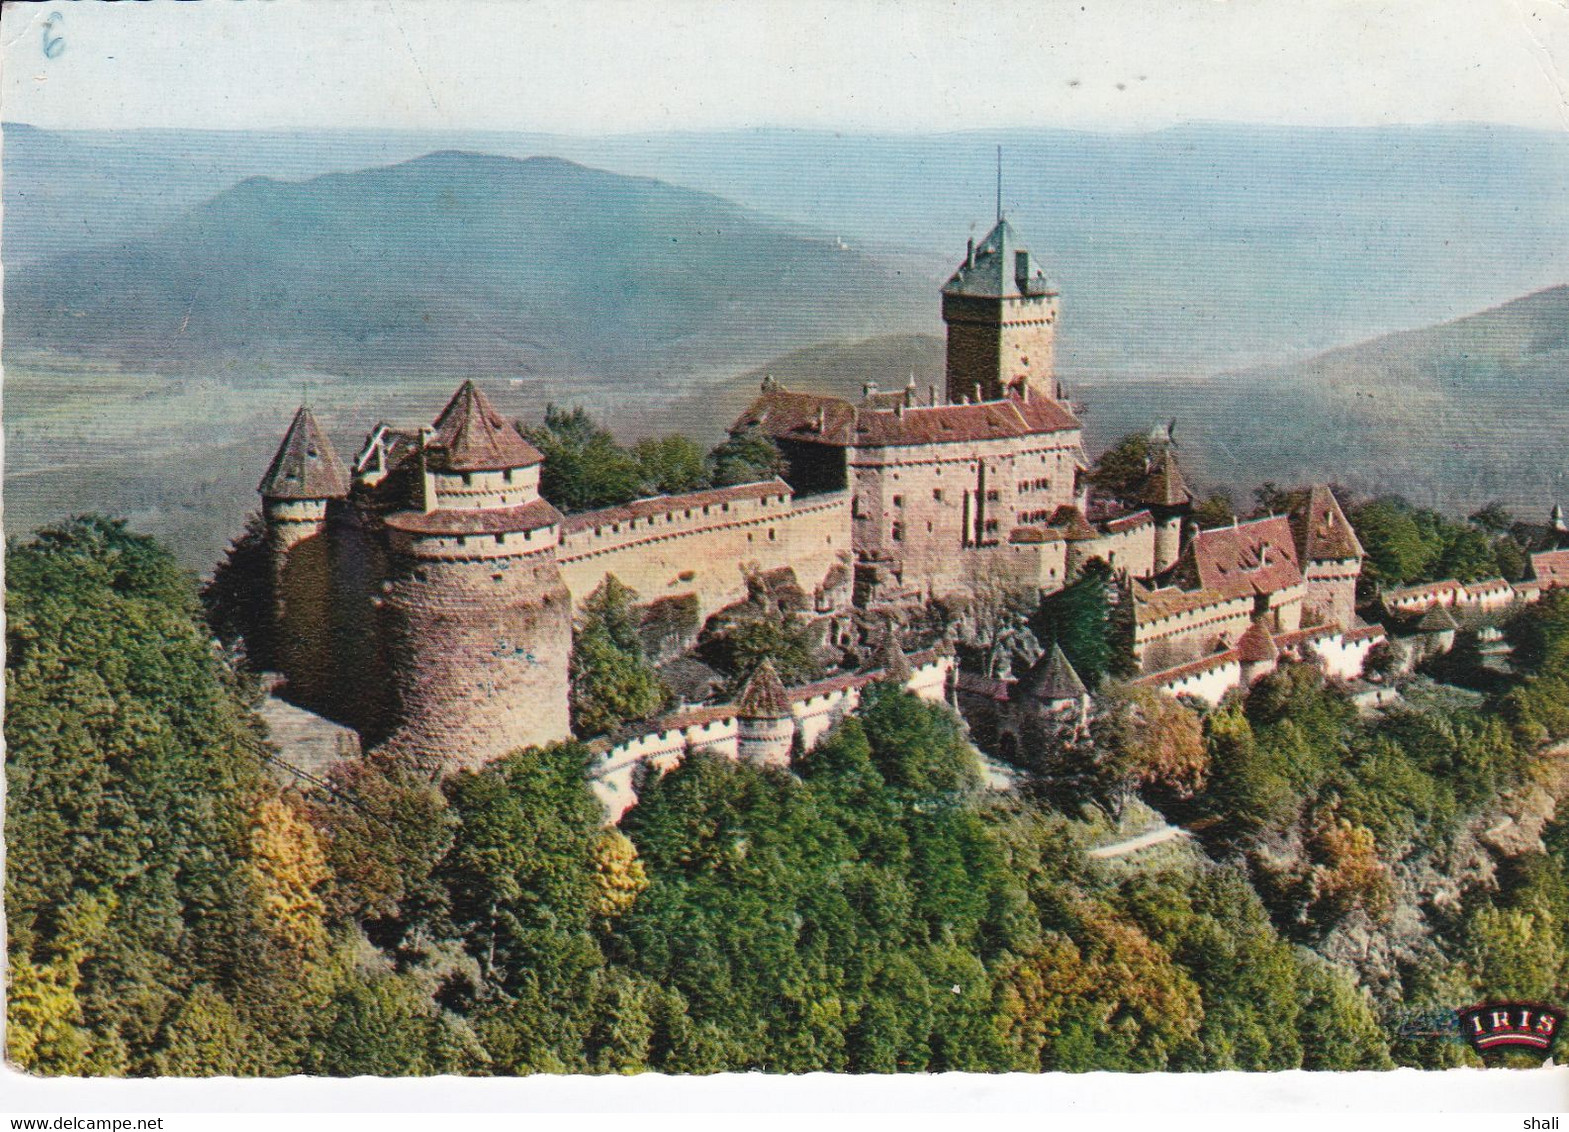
1294, 484, 1363, 561
736, 658, 792, 719
1417, 603, 1459, 632
1017, 642, 1088, 703
873, 626, 913, 684
1140, 448, 1193, 509
427, 381, 542, 473
259, 407, 350, 500
1236, 618, 1280, 663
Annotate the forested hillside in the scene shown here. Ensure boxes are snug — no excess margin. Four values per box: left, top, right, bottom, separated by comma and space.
8, 518, 1569, 1074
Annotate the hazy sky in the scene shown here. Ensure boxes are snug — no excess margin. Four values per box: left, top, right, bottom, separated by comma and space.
2, 0, 1567, 133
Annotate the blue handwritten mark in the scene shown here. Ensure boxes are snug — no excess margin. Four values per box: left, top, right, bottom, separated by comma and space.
42, 12, 65, 59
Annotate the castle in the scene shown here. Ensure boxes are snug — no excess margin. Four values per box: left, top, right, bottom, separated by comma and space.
259, 214, 1388, 781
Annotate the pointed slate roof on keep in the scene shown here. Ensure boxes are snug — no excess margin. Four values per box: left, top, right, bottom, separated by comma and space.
427, 380, 542, 472
259, 406, 350, 500
942, 218, 1057, 299
735, 658, 792, 719
1017, 642, 1088, 703
1295, 484, 1363, 562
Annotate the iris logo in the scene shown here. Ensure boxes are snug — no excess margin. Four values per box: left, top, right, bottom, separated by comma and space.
1458, 1002, 1562, 1056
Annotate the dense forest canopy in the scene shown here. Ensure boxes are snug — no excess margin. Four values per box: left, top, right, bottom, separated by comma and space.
7, 515, 1569, 1074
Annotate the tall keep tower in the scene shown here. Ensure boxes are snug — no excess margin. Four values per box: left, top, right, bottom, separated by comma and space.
261, 406, 350, 714
376, 381, 573, 770
941, 218, 1060, 405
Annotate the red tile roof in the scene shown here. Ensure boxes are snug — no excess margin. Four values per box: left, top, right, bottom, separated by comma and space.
1294, 485, 1363, 561
1181, 516, 1304, 599
1533, 549, 1569, 588
1236, 619, 1280, 663
427, 381, 543, 472
733, 387, 1078, 450
1140, 451, 1193, 508
736, 659, 792, 718
1131, 649, 1240, 688
383, 497, 561, 536
560, 479, 790, 532
260, 407, 350, 500
1105, 509, 1155, 534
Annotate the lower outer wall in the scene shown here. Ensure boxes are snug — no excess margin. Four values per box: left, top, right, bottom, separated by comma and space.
378, 553, 572, 771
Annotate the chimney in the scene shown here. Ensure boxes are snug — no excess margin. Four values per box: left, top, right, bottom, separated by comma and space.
966, 237, 975, 268
1016, 250, 1030, 288
816, 405, 826, 433
928, 384, 938, 407
973, 382, 983, 404
895, 401, 906, 418
1021, 383, 1031, 402
863, 380, 879, 400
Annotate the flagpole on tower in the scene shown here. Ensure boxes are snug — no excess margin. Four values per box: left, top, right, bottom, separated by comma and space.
996, 145, 1003, 222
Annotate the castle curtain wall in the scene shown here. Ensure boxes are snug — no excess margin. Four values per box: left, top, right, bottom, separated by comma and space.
558, 489, 851, 620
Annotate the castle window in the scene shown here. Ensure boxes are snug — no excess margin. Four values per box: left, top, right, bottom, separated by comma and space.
892, 495, 903, 508
748, 533, 754, 543
986, 490, 1000, 502
457, 536, 468, 547
933, 488, 943, 502
769, 528, 776, 541
495, 534, 505, 545
891, 522, 904, 542
503, 469, 513, 483
722, 503, 730, 512
984, 519, 999, 534
685, 509, 692, 518
462, 472, 472, 486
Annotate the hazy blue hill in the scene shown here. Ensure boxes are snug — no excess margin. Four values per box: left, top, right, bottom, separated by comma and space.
1186, 285, 1569, 512
9, 122, 1568, 374
5, 151, 933, 378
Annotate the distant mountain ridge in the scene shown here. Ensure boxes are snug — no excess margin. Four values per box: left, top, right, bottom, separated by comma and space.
8, 121, 1569, 375
5, 150, 933, 380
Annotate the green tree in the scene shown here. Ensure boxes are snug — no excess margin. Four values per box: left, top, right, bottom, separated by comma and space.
1032, 558, 1116, 687
5, 517, 306, 1074
708, 428, 787, 487
1087, 432, 1150, 502
632, 435, 711, 495
526, 405, 644, 512
571, 577, 668, 737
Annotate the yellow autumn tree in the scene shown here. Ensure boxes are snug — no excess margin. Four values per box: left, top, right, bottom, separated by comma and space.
250, 796, 331, 959
590, 828, 650, 920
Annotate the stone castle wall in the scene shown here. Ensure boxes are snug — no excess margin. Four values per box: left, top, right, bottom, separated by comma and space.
266, 499, 338, 718
377, 549, 572, 770
850, 436, 1081, 597
558, 487, 852, 620
942, 292, 1058, 402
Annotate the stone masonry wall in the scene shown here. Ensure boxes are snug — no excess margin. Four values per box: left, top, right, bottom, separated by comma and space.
558, 490, 851, 620
378, 551, 572, 770
850, 436, 1081, 597
267, 500, 338, 719
942, 292, 1058, 403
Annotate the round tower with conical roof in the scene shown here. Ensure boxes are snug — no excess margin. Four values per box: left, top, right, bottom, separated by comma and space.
1139, 426, 1194, 575
260, 405, 350, 713
735, 658, 796, 767
375, 381, 573, 770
